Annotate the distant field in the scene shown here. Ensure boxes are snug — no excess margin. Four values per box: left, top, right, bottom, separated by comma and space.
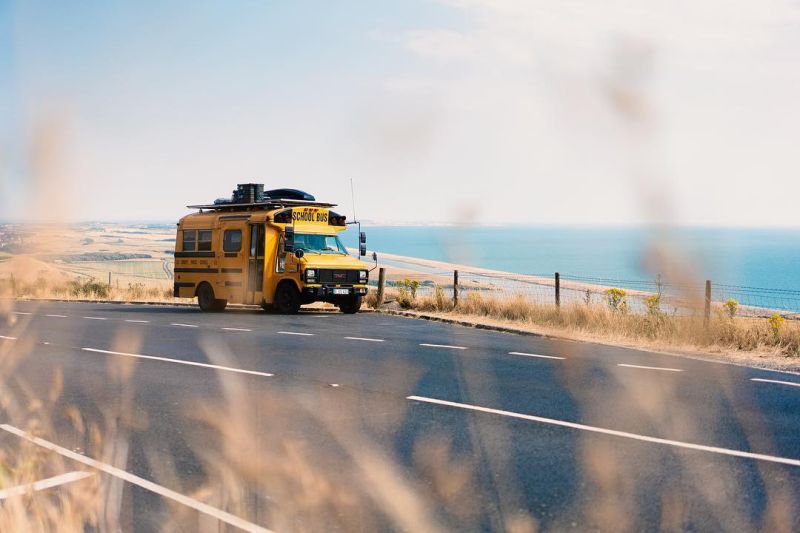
60, 260, 171, 280
0, 223, 179, 286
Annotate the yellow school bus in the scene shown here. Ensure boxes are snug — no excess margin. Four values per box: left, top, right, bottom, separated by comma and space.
173, 184, 370, 314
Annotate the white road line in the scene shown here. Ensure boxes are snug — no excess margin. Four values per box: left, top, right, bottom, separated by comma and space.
222, 328, 252, 332
125, 319, 150, 324
617, 363, 683, 372
406, 395, 800, 468
81, 348, 274, 378
171, 323, 198, 328
45, 314, 67, 318
0, 424, 272, 533
0, 335, 17, 341
0, 471, 93, 500
420, 343, 467, 350
83, 316, 107, 321
12, 312, 31, 315
345, 336, 384, 343
509, 351, 565, 360
751, 378, 800, 388
277, 331, 314, 336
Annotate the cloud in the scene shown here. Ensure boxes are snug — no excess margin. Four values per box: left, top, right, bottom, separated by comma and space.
405, 29, 478, 61
383, 0, 800, 226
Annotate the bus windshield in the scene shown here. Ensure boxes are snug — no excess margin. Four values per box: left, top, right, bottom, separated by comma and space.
294, 233, 348, 255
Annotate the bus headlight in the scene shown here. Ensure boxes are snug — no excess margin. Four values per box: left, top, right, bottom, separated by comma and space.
359, 270, 368, 282
305, 269, 316, 282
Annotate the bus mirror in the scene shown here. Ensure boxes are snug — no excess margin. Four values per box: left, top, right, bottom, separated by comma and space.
359, 243, 367, 257
294, 249, 305, 259
360, 231, 367, 244
284, 227, 295, 252
372, 251, 378, 262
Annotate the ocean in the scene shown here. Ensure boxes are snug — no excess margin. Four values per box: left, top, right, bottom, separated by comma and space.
342, 226, 800, 292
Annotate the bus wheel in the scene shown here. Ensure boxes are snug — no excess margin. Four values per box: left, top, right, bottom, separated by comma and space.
197, 283, 226, 312
338, 295, 362, 314
274, 283, 301, 314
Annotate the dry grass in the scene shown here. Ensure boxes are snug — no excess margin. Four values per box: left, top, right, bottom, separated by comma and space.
381, 287, 800, 358
0, 276, 176, 303
0, 358, 101, 530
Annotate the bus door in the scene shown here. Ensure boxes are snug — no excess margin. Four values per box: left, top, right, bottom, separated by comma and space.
218, 221, 246, 303
247, 223, 266, 304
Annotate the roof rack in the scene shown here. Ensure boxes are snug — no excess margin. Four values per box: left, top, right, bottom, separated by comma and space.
187, 199, 337, 211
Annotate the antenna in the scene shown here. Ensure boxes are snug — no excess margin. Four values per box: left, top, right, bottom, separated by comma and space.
349, 178, 357, 223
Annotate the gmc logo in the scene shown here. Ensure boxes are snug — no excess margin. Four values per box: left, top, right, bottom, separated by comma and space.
334, 272, 346, 281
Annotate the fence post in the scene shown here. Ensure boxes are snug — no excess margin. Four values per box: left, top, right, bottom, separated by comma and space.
704, 279, 711, 323
376, 268, 386, 308
555, 272, 561, 308
108, 272, 112, 290
453, 270, 459, 307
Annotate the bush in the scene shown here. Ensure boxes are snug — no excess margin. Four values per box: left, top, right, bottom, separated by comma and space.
394, 278, 421, 309
364, 288, 380, 309
416, 285, 454, 312
644, 294, 661, 316
769, 314, 785, 338
395, 278, 420, 298
434, 285, 452, 311
605, 288, 628, 313
723, 298, 738, 318
86, 280, 109, 299
66, 279, 110, 299
396, 290, 413, 309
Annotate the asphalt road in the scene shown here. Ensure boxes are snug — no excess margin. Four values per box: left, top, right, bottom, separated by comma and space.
1, 300, 799, 531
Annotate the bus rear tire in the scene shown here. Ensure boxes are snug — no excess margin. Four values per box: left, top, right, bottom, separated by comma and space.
338, 295, 362, 314
197, 283, 227, 312
274, 283, 301, 315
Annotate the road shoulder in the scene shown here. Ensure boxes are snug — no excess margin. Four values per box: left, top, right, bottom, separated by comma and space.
380, 309, 800, 376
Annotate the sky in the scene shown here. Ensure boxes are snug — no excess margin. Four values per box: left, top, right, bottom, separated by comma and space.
2, 0, 800, 226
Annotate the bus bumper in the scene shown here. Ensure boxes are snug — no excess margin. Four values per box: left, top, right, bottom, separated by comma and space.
302, 285, 368, 298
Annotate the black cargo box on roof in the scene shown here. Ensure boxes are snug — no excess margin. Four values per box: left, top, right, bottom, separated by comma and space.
265, 188, 315, 201
187, 184, 332, 211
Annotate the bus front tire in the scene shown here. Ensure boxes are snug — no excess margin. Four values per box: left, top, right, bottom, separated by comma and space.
338, 295, 362, 314
197, 283, 227, 312
274, 283, 301, 315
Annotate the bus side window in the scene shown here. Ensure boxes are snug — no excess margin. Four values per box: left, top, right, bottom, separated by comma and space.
198, 230, 213, 251
183, 230, 197, 251
223, 230, 242, 253
276, 236, 285, 273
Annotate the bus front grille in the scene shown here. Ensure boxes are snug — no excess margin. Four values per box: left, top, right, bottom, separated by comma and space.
317, 269, 360, 283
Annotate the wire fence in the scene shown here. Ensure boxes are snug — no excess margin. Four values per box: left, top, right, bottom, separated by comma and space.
381, 267, 800, 319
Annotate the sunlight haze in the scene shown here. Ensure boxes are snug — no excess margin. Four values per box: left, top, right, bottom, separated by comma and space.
2, 0, 799, 226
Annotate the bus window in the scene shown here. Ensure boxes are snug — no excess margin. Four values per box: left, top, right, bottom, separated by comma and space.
276, 236, 285, 273
223, 230, 242, 252
183, 230, 197, 251
198, 230, 213, 251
